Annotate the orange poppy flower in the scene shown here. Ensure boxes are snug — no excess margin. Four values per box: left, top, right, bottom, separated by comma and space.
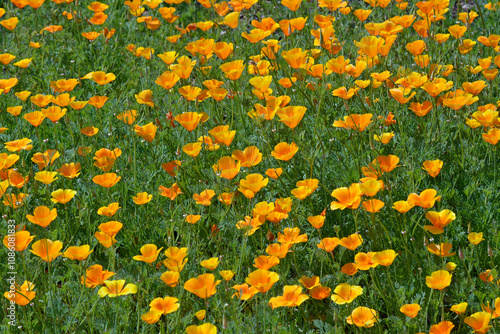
116, 110, 137, 125
281, 48, 308, 69
333, 113, 372, 131
98, 280, 137, 298
1, 17, 19, 30
133, 192, 152, 205
3, 281, 36, 306
193, 189, 216, 206
133, 244, 163, 263
464, 312, 492, 334
149, 296, 180, 315
175, 112, 203, 132
482, 128, 500, 145
346, 306, 379, 328
468, 232, 485, 245
232, 284, 260, 301
26, 206, 57, 228
238, 173, 269, 198
429, 321, 455, 334
317, 237, 340, 252
245, 269, 280, 293
3, 231, 35, 252
330, 184, 362, 210
451, 302, 468, 315
208, 125, 236, 146
271, 142, 299, 161
424, 209, 456, 234
407, 189, 441, 209
269, 285, 309, 309
422, 160, 443, 177
426, 270, 452, 290
160, 271, 180, 287
184, 273, 221, 299
400, 303, 421, 318
372, 249, 398, 266
88, 96, 108, 109
427, 243, 456, 257
134, 122, 157, 142
42, 106, 67, 123
92, 173, 121, 188
63, 245, 93, 261
339, 234, 363, 250
51, 189, 76, 204
30, 239, 63, 262
253, 255, 279, 270
213, 156, 241, 180
200, 257, 220, 270
135, 90, 155, 107
265, 243, 291, 258
220, 60, 245, 80
58, 163, 81, 179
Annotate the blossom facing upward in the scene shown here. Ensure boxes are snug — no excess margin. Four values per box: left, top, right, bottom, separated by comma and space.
98, 280, 137, 298
268, 285, 309, 309
346, 306, 379, 328
184, 273, 221, 299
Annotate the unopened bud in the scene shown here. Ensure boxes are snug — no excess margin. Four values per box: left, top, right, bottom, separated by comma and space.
488, 242, 493, 257
459, 247, 464, 260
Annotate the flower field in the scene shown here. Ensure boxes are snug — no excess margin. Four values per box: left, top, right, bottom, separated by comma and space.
1, 0, 500, 332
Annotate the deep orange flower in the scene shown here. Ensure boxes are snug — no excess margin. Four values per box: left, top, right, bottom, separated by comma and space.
346, 306, 379, 328
238, 173, 268, 198
407, 189, 441, 209
3, 231, 35, 252
149, 296, 180, 315
400, 303, 421, 318
220, 60, 245, 80
464, 312, 492, 334
269, 285, 309, 309
30, 239, 63, 262
134, 122, 157, 142
245, 269, 280, 293
271, 142, 298, 161
423, 209, 455, 234
175, 112, 203, 131
160, 271, 180, 287
333, 113, 372, 131
339, 234, 363, 250
317, 237, 340, 252
193, 189, 216, 206
330, 184, 362, 210
232, 284, 259, 301
3, 281, 36, 306
26, 206, 57, 228
429, 321, 455, 334
213, 157, 241, 180
184, 273, 221, 299
92, 173, 121, 188
422, 160, 443, 177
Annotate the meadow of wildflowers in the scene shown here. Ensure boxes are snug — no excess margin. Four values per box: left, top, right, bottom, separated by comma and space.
1, 0, 500, 332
